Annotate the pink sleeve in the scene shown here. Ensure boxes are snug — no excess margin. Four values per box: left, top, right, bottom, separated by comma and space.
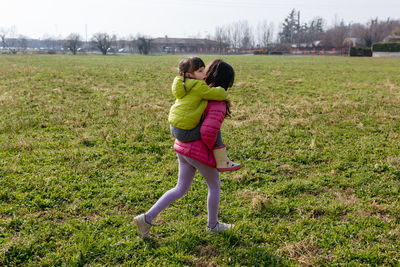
200, 101, 226, 150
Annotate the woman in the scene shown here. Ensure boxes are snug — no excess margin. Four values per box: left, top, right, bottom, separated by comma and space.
134, 60, 237, 238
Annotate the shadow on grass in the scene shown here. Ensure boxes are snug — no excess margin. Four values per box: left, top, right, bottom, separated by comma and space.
154, 230, 289, 266
216, 231, 289, 266
141, 236, 161, 249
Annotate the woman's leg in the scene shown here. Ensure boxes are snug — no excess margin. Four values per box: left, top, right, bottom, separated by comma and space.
183, 156, 221, 229
145, 154, 197, 224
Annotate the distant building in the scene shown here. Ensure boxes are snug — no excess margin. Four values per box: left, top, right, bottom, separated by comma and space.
343, 37, 360, 47
0, 38, 64, 51
383, 34, 400, 43
290, 41, 324, 49
149, 36, 229, 54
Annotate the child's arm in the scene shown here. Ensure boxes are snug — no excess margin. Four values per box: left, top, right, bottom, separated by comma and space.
199, 82, 227, 101
171, 76, 186, 99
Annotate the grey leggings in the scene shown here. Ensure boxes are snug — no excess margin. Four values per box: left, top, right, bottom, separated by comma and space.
170, 123, 224, 148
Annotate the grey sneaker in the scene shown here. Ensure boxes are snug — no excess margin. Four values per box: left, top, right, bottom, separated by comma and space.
134, 214, 152, 238
207, 222, 234, 233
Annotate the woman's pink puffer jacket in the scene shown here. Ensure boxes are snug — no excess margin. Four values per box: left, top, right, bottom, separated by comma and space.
174, 101, 226, 167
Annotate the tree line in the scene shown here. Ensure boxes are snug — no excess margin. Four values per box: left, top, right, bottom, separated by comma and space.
1, 9, 400, 55
0, 27, 152, 55
213, 9, 400, 51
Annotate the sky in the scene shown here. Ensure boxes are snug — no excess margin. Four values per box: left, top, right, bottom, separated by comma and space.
1, 0, 400, 40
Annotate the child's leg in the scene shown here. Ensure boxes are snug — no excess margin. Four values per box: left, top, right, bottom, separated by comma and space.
145, 154, 196, 224
170, 123, 202, 142
183, 156, 220, 229
214, 130, 224, 148
212, 130, 241, 172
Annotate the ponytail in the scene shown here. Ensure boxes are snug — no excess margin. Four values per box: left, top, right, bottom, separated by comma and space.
224, 99, 231, 117
182, 72, 187, 92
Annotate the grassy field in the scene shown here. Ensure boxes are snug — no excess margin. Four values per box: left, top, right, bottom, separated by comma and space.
0, 54, 400, 266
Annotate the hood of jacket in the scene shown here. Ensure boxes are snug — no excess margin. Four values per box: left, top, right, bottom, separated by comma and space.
171, 76, 198, 99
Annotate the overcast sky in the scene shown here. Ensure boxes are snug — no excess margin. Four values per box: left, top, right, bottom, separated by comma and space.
1, 0, 399, 40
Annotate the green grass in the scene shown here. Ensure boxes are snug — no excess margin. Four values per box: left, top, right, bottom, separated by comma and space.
1, 54, 400, 266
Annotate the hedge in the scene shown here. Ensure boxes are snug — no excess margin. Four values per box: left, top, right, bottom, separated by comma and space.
372, 42, 400, 52
253, 51, 283, 55
253, 51, 268, 55
350, 47, 372, 57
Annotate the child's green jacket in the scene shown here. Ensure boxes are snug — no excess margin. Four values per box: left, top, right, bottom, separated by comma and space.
168, 76, 227, 130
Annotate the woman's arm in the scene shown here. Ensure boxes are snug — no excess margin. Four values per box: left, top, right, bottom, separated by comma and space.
200, 101, 227, 150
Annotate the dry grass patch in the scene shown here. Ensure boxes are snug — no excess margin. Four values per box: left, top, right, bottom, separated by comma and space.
277, 238, 320, 266
327, 188, 358, 207
237, 189, 271, 211
0, 92, 13, 104
232, 169, 255, 183
9, 138, 35, 152
270, 70, 282, 77
229, 100, 285, 130
369, 199, 389, 214
387, 156, 400, 168
192, 244, 219, 267
197, 244, 220, 258
382, 78, 400, 94
193, 258, 216, 267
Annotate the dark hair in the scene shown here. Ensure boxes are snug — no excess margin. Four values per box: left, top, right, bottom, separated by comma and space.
204, 59, 235, 117
204, 59, 235, 90
178, 57, 205, 91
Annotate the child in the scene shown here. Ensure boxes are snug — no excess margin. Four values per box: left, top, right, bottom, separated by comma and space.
169, 57, 241, 172
134, 59, 238, 238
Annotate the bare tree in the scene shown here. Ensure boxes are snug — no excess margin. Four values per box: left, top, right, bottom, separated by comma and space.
214, 26, 224, 53
240, 20, 253, 49
92, 33, 115, 55
344, 18, 400, 46
136, 35, 152, 54
363, 18, 400, 46
363, 18, 380, 47
321, 19, 348, 48
0, 28, 7, 49
257, 20, 274, 49
351, 23, 367, 39
0, 26, 19, 54
42, 35, 59, 51
126, 35, 136, 53
214, 26, 230, 53
65, 33, 82, 55
230, 22, 242, 51
386, 19, 400, 37
17, 35, 28, 52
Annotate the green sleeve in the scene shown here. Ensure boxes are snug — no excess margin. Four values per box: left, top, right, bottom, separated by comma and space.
200, 84, 227, 101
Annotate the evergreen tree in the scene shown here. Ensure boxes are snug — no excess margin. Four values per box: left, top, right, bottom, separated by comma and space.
279, 9, 300, 44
